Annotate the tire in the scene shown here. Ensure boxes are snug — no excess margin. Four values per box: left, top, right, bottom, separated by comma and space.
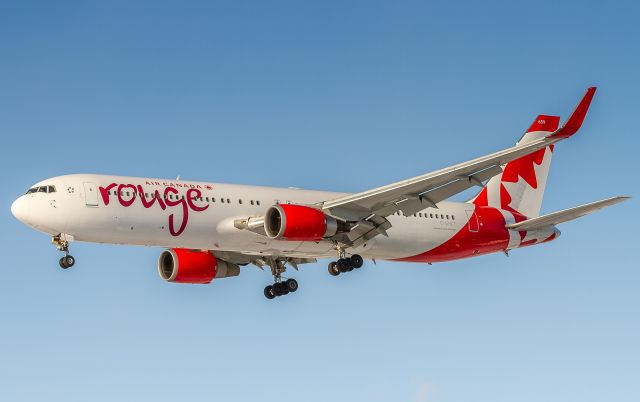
63, 255, 75, 268
337, 259, 350, 273
264, 285, 276, 299
59, 257, 69, 269
273, 282, 285, 296
350, 254, 363, 269
285, 278, 298, 292
328, 261, 340, 276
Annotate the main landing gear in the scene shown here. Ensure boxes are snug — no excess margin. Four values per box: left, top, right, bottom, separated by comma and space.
328, 254, 363, 276
264, 258, 299, 300
52, 234, 75, 269
264, 278, 298, 300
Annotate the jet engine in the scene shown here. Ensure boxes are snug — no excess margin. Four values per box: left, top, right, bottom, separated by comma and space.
157, 248, 240, 284
264, 204, 348, 241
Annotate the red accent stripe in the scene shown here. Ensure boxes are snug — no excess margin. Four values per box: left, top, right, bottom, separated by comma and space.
394, 206, 510, 263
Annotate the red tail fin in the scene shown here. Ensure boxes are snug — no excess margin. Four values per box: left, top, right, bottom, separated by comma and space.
525, 115, 561, 134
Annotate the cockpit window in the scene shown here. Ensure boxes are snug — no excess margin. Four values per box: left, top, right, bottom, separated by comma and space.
25, 185, 56, 195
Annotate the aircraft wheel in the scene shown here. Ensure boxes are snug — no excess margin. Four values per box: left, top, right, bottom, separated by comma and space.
59, 255, 75, 269
273, 282, 285, 296
328, 261, 340, 276
350, 254, 363, 269
285, 278, 298, 292
337, 258, 350, 273
264, 285, 276, 300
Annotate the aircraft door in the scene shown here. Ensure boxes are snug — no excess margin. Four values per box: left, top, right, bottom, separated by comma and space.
83, 182, 99, 207
465, 209, 479, 233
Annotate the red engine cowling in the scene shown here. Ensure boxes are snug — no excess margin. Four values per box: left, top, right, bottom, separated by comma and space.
157, 249, 240, 284
264, 204, 345, 241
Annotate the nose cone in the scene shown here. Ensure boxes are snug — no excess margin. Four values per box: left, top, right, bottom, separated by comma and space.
11, 197, 29, 223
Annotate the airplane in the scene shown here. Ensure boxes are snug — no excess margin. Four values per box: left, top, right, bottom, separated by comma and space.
10, 87, 630, 299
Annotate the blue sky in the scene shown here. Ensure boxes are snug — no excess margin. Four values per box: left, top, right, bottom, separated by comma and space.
1, 1, 638, 401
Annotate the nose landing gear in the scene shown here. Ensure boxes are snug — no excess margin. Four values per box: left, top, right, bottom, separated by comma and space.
52, 234, 75, 269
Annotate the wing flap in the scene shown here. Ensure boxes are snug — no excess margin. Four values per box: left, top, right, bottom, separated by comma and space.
373, 165, 503, 217
505, 196, 630, 231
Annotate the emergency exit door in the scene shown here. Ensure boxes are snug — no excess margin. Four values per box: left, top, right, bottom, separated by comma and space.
465, 209, 479, 232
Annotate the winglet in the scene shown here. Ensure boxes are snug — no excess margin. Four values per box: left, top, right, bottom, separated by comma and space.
550, 87, 597, 138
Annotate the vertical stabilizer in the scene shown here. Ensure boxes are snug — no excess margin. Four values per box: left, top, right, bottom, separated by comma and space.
472, 115, 560, 217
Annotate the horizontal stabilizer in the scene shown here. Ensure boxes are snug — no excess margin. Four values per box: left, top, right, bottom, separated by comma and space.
505, 196, 630, 231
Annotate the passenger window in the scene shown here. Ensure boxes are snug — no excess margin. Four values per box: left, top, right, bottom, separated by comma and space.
430, 214, 433, 218
452, 215, 455, 220
227, 198, 230, 203
206, 197, 209, 202
250, 200, 254, 205
239, 199, 242, 204
221, 198, 225, 203
257, 201, 260, 206
446, 215, 449, 220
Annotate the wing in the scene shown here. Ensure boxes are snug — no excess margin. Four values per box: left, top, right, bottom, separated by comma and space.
505, 196, 630, 231
320, 87, 597, 246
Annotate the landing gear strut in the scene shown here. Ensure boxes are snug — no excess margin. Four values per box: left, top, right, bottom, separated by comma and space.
264, 258, 298, 300
52, 234, 75, 269
328, 254, 364, 276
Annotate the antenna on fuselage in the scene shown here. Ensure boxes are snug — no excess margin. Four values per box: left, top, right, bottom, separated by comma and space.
176, 175, 181, 181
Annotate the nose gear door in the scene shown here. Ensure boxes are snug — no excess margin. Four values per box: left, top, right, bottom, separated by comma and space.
83, 182, 99, 207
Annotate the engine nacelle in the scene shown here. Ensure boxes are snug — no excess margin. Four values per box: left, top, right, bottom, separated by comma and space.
157, 248, 240, 284
264, 204, 346, 241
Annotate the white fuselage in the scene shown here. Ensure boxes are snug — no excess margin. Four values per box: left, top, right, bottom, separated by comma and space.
12, 174, 473, 261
